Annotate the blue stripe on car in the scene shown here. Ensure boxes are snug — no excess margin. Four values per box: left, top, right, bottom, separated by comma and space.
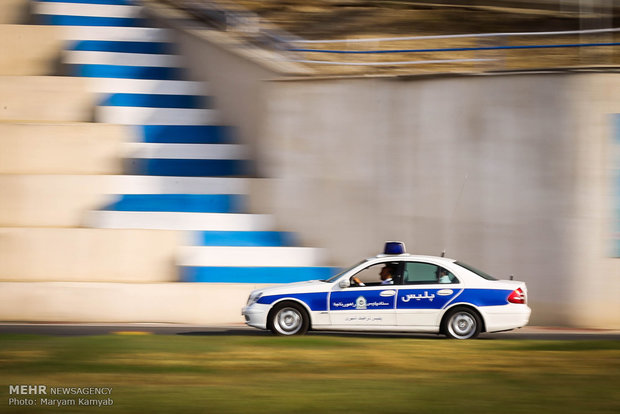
257, 288, 511, 314
397, 288, 510, 309
397, 288, 460, 310
330, 290, 395, 310
257, 292, 329, 311
449, 288, 512, 307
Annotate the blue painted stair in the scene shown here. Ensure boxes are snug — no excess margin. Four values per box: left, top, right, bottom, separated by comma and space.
32, 0, 338, 283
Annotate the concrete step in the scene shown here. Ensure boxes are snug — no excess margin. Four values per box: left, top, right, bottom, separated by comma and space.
37, 14, 143, 26
61, 25, 171, 42
0, 281, 257, 324
179, 266, 338, 283
0, 227, 180, 283
34, 0, 141, 17
64, 50, 184, 67
101, 93, 210, 109
186, 231, 297, 247
123, 158, 249, 176
96, 175, 251, 194
69, 39, 176, 54
0, 174, 254, 226
0, 174, 250, 194
38, 0, 136, 5
100, 194, 246, 213
0, 76, 95, 122
84, 211, 275, 231
87, 77, 208, 96
132, 125, 234, 144
96, 106, 218, 124
0, 122, 127, 174
65, 65, 186, 80
68, 64, 186, 79
122, 143, 248, 160
0, 175, 113, 227
177, 246, 326, 267
1, 0, 31, 24
120, 141, 250, 176
0, 24, 64, 75
33, 0, 144, 26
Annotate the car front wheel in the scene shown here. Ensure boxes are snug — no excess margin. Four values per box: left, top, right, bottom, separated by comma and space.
442, 307, 482, 339
268, 302, 309, 336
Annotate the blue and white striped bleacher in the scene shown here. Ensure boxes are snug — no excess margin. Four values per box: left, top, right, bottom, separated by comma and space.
33, 0, 338, 283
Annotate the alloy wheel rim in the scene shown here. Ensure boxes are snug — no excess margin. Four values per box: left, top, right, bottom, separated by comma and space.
448, 312, 476, 339
274, 308, 302, 335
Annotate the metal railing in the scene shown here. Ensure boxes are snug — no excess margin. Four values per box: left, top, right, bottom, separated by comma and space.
157, 1, 619, 71
286, 27, 620, 67
158, 0, 302, 52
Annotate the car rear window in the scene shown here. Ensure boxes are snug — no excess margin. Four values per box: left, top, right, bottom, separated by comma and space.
454, 261, 498, 281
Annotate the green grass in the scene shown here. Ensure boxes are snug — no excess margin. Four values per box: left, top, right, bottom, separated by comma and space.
1, 334, 619, 413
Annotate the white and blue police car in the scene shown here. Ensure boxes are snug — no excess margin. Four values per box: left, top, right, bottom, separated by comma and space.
242, 242, 531, 339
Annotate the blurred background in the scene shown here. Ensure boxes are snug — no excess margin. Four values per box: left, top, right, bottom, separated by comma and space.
0, 0, 618, 328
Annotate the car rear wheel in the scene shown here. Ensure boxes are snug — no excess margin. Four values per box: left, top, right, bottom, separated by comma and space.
268, 302, 309, 336
442, 307, 482, 339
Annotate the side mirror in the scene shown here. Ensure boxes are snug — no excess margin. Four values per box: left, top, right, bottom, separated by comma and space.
338, 278, 350, 289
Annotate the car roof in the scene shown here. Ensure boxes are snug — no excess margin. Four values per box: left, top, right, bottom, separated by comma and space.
368, 254, 457, 264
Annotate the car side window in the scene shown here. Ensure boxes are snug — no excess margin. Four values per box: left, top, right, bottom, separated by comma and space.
403, 262, 459, 284
349, 262, 403, 287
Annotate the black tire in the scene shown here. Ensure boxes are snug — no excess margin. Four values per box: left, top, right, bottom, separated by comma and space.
268, 302, 310, 336
442, 307, 482, 339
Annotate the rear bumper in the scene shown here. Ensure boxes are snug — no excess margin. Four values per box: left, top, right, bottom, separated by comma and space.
481, 304, 532, 333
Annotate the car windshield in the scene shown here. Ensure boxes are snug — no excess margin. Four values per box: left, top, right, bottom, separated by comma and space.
322, 260, 367, 283
454, 261, 498, 281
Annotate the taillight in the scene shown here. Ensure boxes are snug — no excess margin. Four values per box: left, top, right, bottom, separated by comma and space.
507, 288, 526, 304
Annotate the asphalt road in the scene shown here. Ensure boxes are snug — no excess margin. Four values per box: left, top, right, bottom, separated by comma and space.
1, 323, 619, 340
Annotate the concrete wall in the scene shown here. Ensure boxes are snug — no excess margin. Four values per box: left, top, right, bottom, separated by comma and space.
568, 74, 620, 327
253, 73, 620, 328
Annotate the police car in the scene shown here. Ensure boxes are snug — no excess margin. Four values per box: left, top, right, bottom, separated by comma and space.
242, 242, 531, 339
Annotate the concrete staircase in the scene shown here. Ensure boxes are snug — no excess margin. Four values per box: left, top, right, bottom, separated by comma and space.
0, 0, 335, 324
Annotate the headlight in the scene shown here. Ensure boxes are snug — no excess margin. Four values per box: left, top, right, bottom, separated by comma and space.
246, 292, 263, 306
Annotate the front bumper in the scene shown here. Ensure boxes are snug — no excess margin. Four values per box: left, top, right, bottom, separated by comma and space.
241, 303, 270, 330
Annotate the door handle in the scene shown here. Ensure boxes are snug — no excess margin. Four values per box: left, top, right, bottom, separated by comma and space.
380, 290, 396, 297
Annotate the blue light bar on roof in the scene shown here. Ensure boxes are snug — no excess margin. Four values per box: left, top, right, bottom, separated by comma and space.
384, 241, 406, 255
